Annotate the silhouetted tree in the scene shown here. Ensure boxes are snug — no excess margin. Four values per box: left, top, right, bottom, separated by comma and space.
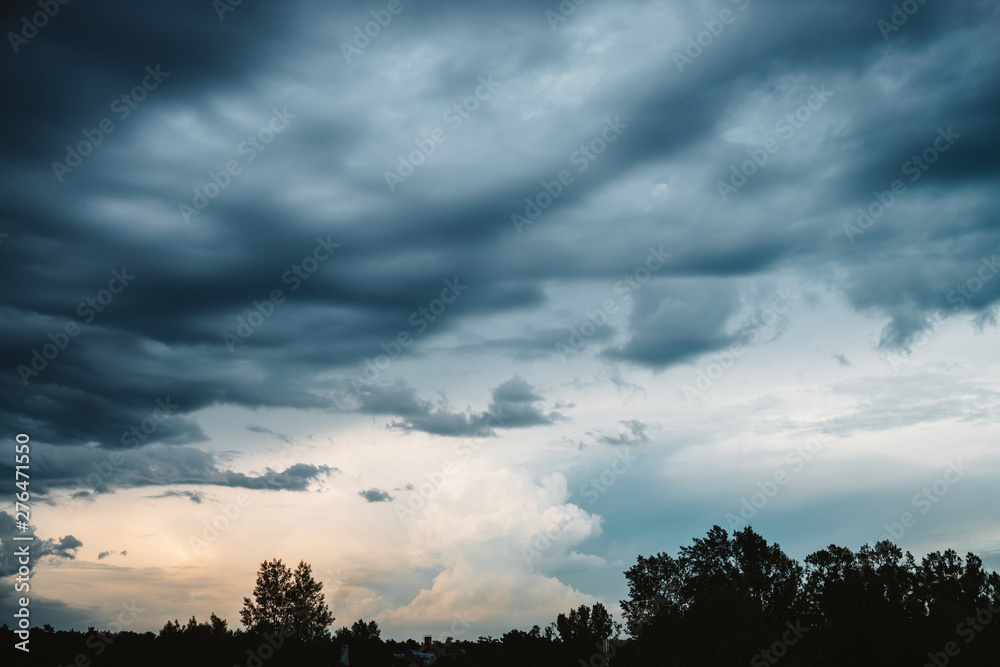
335, 618, 385, 665
4, 528, 996, 667
240, 558, 335, 641
622, 525, 804, 666
800, 540, 924, 665
621, 526, 1000, 667
554, 601, 619, 644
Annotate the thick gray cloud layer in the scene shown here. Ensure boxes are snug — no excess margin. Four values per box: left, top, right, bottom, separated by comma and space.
2, 0, 1000, 640
359, 488, 394, 503
0, 510, 82, 605
0, 443, 336, 499
355, 377, 560, 437
2, 1, 998, 485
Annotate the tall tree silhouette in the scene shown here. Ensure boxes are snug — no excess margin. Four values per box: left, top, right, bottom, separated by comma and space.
553, 601, 620, 657
5, 527, 996, 667
622, 525, 804, 666
802, 540, 922, 665
335, 619, 384, 666
240, 558, 335, 641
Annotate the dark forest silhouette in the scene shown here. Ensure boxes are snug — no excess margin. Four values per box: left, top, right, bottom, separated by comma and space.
3, 526, 998, 666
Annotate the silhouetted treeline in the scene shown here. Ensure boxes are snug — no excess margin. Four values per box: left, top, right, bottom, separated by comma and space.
619, 526, 1000, 667
3, 526, 998, 666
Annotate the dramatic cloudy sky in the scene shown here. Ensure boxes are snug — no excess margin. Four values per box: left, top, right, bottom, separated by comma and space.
2, 0, 1000, 641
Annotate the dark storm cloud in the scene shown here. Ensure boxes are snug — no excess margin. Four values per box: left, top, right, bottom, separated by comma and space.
0, 509, 92, 627
488, 376, 563, 429
604, 281, 743, 369
0, 507, 99, 625
356, 377, 559, 437
0, 511, 81, 578
0, 444, 336, 496
598, 419, 652, 446
41, 534, 84, 560
358, 488, 393, 503
491, 377, 541, 403
2, 0, 998, 453
0, 0, 296, 163
0, 594, 99, 633
448, 324, 617, 359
